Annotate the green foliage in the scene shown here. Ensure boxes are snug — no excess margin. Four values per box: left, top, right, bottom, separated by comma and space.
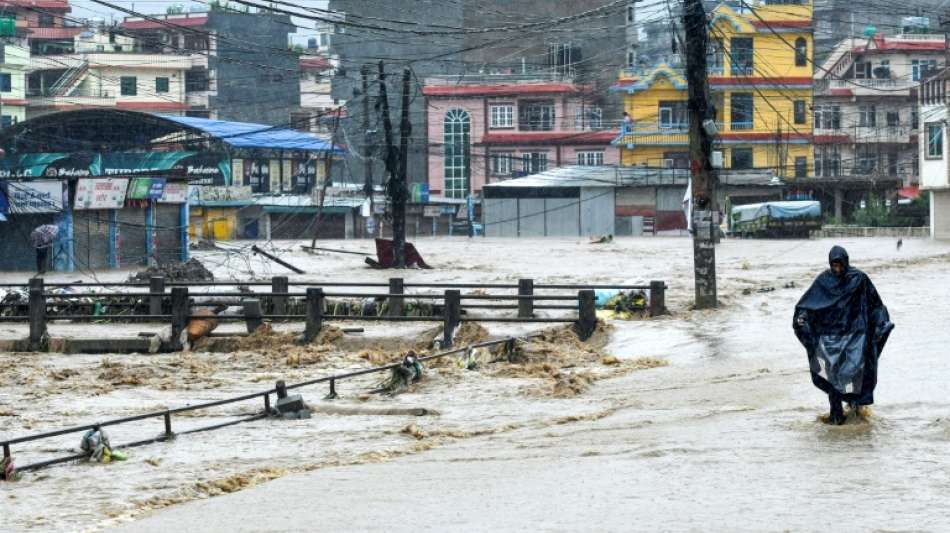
851, 198, 892, 227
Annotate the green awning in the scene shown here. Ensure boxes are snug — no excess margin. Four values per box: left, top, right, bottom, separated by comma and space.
0, 153, 69, 179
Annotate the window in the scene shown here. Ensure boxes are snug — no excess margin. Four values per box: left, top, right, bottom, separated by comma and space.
627, 5, 634, 23
659, 101, 688, 129
708, 39, 724, 74
38, 14, 54, 28
795, 156, 807, 178
858, 105, 876, 127
576, 151, 604, 166
912, 110, 919, 130
522, 152, 548, 174
731, 148, 753, 170
575, 107, 602, 130
519, 100, 555, 131
185, 68, 209, 92
886, 111, 900, 127
913, 59, 938, 81
815, 147, 841, 177
155, 77, 169, 93
855, 62, 872, 79
627, 50, 636, 67
730, 38, 754, 75
290, 112, 311, 132
489, 105, 514, 128
0, 73, 10, 93
490, 153, 512, 176
794, 38, 807, 67
730, 93, 754, 130
793, 100, 806, 124
0, 115, 12, 129
927, 122, 944, 159
120, 76, 137, 96
857, 147, 877, 173
443, 109, 471, 199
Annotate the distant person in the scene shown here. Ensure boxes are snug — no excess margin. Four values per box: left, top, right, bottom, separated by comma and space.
793, 246, 894, 425
30, 224, 59, 275
897, 238, 903, 251
622, 111, 633, 134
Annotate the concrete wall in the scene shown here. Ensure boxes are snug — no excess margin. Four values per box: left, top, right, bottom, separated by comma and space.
209, 12, 299, 125
932, 190, 950, 240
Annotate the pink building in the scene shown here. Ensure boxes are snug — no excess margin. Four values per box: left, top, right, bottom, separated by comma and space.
423, 81, 619, 199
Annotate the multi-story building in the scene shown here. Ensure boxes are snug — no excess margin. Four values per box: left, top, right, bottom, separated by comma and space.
423, 79, 618, 200
117, 9, 298, 124
292, 54, 337, 135
919, 69, 950, 239
0, 0, 82, 56
27, 29, 192, 116
813, 2, 945, 60
0, 35, 29, 128
615, 1, 813, 180
813, 31, 944, 219
329, 0, 626, 192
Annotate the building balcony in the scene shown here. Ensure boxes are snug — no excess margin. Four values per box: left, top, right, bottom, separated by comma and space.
814, 126, 914, 144
30, 53, 195, 71
28, 95, 189, 112
816, 78, 917, 97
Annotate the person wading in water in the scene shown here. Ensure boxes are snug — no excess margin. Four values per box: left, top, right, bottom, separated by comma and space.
793, 246, 895, 424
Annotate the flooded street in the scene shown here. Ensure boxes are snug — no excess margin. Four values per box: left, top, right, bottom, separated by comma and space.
2, 237, 949, 532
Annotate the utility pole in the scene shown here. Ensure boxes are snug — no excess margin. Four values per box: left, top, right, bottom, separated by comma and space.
361, 65, 374, 233
377, 61, 407, 268
682, 0, 718, 309
393, 68, 412, 268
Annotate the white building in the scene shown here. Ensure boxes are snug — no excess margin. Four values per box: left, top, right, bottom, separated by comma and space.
920, 69, 950, 239
815, 31, 945, 219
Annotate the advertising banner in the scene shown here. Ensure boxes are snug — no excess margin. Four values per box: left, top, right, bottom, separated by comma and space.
5, 180, 65, 213
75, 178, 129, 210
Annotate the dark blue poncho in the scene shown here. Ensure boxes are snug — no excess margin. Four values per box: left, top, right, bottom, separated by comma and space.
793, 246, 895, 405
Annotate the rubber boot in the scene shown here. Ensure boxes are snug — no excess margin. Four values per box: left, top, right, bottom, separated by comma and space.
828, 393, 845, 425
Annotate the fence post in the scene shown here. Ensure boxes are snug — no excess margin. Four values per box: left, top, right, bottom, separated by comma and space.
443, 289, 461, 348
243, 299, 263, 333
518, 278, 534, 318
649, 280, 666, 317
304, 288, 324, 343
163, 411, 173, 439
149, 276, 165, 316
575, 289, 596, 341
28, 286, 47, 352
271, 276, 288, 316
388, 277, 404, 317
170, 287, 189, 351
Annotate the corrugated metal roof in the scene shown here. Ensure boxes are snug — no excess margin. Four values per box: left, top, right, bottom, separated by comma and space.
155, 114, 344, 153
483, 165, 779, 189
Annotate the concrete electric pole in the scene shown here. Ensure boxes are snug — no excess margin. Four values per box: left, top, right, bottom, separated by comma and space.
682, 0, 719, 309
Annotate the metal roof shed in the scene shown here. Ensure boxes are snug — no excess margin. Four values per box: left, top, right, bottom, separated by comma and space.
482, 166, 616, 238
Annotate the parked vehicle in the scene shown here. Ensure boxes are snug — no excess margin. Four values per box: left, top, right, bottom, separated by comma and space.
730, 200, 822, 238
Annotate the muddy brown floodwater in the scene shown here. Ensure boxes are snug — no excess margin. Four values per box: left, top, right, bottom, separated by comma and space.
1, 237, 949, 532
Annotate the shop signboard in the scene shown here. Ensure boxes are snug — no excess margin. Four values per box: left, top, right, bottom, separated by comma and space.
128, 178, 166, 200
423, 206, 442, 218
75, 178, 129, 210
5, 180, 66, 213
159, 182, 189, 204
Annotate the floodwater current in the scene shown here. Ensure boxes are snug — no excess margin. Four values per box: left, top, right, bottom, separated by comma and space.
2, 237, 949, 531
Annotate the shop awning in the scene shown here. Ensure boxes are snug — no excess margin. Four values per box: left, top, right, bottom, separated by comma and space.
0, 153, 69, 179
898, 186, 921, 200
155, 115, 344, 153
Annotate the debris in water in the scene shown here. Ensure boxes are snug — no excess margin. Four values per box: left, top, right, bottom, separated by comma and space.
401, 423, 428, 440
128, 258, 214, 283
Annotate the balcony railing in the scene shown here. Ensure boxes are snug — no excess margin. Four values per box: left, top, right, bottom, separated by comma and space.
730, 120, 754, 131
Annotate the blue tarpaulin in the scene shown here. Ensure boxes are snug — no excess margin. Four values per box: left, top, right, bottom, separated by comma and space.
155, 115, 344, 153
732, 200, 821, 223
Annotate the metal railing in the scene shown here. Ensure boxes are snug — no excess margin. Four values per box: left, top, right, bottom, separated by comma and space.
0, 335, 532, 475
1, 277, 667, 352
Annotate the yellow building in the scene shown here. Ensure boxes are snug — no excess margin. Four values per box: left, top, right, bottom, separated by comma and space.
615, 1, 814, 180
